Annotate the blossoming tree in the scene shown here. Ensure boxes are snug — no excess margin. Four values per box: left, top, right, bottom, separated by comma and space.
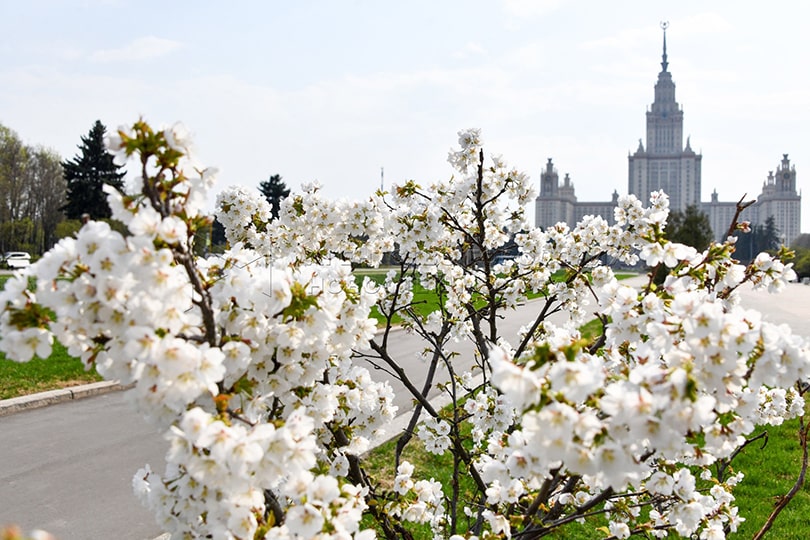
1, 120, 807, 540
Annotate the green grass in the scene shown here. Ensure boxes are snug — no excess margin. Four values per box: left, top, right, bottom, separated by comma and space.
361, 413, 810, 539
0, 274, 37, 291
357, 270, 443, 325
0, 341, 101, 400
727, 419, 810, 538
0, 274, 102, 400
356, 268, 581, 326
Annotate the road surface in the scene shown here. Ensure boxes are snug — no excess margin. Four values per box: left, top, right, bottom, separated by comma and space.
0, 392, 166, 540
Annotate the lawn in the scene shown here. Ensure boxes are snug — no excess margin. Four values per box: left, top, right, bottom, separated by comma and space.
0, 274, 102, 400
362, 406, 810, 539
730, 419, 810, 538
356, 267, 592, 326
0, 341, 101, 400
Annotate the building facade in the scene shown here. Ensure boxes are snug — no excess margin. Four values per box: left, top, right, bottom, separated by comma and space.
747, 154, 801, 245
628, 27, 702, 214
534, 158, 619, 228
534, 27, 801, 245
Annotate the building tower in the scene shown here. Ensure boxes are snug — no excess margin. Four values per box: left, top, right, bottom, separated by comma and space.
628, 23, 702, 212
534, 158, 576, 228
534, 156, 618, 229
533, 24, 799, 243
753, 154, 801, 245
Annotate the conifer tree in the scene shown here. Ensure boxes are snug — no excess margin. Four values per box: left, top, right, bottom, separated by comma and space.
667, 204, 713, 251
258, 174, 289, 220
61, 120, 125, 220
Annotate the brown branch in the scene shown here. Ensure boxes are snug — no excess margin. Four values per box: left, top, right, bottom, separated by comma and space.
140, 157, 218, 346
715, 430, 768, 483
587, 314, 609, 354
723, 194, 756, 241
513, 296, 561, 360
263, 489, 285, 527
521, 467, 562, 528
369, 337, 489, 495
394, 341, 443, 468
519, 487, 615, 539
329, 423, 405, 539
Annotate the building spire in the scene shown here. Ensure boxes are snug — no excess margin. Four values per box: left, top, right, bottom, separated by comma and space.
660, 21, 669, 72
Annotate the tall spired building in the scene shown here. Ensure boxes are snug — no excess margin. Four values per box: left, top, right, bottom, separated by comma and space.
627, 23, 702, 212
534, 25, 800, 245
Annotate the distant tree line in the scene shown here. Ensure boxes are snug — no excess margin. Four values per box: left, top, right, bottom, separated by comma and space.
664, 205, 784, 264
0, 120, 127, 257
652, 206, 786, 284
789, 233, 810, 280
1, 119, 299, 260
732, 215, 782, 263
0, 124, 65, 254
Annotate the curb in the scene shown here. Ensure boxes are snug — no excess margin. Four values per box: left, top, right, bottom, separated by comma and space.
0, 380, 130, 417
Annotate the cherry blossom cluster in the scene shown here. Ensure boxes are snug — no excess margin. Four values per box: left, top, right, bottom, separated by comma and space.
217, 183, 391, 267
0, 120, 807, 540
0, 121, 395, 540
387, 462, 447, 536
482, 208, 805, 536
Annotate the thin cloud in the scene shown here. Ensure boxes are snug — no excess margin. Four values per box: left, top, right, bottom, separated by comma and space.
90, 36, 183, 63
453, 42, 487, 59
581, 13, 732, 52
501, 0, 565, 18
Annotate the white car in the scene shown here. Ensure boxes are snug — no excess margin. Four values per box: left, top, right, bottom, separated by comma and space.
2, 251, 31, 269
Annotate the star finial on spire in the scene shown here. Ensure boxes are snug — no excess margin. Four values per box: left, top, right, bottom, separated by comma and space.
660, 21, 669, 72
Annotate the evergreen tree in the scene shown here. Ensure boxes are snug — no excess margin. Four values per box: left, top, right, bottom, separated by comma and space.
757, 215, 781, 253
61, 120, 125, 220
733, 215, 782, 263
211, 217, 227, 248
258, 174, 289, 220
652, 205, 713, 284
667, 204, 713, 251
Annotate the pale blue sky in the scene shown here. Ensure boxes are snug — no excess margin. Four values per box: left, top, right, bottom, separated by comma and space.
1, 1, 808, 230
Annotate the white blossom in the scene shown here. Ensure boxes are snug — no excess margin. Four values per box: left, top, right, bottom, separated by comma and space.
2, 121, 808, 540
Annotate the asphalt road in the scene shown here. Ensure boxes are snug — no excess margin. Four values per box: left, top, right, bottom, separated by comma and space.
735, 280, 810, 336
364, 287, 580, 413
2, 276, 809, 539
0, 392, 166, 540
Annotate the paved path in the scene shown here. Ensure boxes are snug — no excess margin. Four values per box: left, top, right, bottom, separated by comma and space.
2, 274, 809, 539
0, 392, 166, 540
364, 287, 586, 412
735, 281, 810, 336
